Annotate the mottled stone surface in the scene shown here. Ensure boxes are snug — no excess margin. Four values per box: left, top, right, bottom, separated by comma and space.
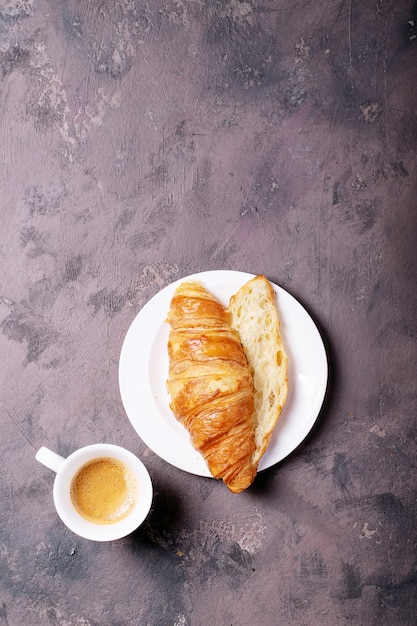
1, 1, 416, 624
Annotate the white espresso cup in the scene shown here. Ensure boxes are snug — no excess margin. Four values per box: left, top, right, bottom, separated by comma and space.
35, 443, 153, 541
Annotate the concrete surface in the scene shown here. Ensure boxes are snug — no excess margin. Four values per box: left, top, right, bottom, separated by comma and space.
1, 1, 416, 625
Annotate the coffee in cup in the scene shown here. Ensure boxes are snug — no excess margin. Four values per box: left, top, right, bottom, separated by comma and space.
70, 457, 137, 524
35, 444, 153, 541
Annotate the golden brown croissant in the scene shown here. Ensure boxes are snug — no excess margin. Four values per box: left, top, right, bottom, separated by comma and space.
166, 280, 257, 493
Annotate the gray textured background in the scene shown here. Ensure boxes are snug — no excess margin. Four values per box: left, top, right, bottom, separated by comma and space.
1, 1, 416, 624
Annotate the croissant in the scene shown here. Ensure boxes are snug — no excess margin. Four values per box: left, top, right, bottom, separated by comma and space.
166, 280, 257, 493
227, 275, 288, 466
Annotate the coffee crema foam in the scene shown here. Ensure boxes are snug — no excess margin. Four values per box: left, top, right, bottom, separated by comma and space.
70, 457, 138, 525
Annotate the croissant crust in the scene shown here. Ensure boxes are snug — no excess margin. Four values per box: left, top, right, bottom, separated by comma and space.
166, 280, 257, 493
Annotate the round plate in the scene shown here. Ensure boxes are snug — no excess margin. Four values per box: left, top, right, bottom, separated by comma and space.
118, 270, 328, 477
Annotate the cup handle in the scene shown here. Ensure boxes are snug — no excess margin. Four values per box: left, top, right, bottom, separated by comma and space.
35, 446, 66, 473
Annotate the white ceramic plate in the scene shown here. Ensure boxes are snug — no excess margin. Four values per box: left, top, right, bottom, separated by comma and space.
119, 270, 328, 477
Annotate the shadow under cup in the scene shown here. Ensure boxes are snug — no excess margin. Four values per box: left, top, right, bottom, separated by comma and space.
53, 444, 153, 542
